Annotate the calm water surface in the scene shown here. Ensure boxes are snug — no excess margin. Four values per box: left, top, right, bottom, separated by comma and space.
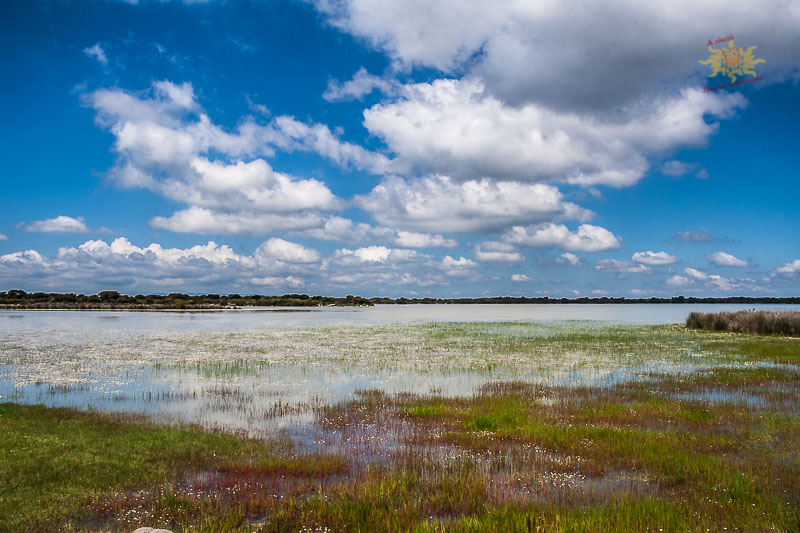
3, 302, 799, 330
2, 304, 796, 436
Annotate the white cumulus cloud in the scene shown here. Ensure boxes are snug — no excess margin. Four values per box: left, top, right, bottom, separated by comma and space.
684, 267, 709, 280
556, 252, 582, 267
58, 237, 249, 266
632, 251, 679, 266
775, 259, 800, 275
0, 250, 48, 266
666, 275, 691, 287
86, 80, 391, 236
337, 246, 393, 263
505, 223, 621, 252
707, 251, 749, 267
708, 274, 737, 291
23, 215, 90, 233
0, 237, 329, 294
440, 255, 479, 277
256, 238, 321, 264
363, 79, 744, 187
358, 175, 590, 233
176, 157, 342, 213
442, 256, 476, 269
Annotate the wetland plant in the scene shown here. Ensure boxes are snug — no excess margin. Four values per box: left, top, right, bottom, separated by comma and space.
687, 309, 800, 336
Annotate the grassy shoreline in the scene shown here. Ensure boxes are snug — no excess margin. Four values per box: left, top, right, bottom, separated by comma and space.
1, 326, 798, 531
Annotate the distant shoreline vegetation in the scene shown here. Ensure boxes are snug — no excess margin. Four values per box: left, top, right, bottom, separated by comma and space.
686, 309, 800, 336
1, 290, 799, 310
0, 290, 373, 309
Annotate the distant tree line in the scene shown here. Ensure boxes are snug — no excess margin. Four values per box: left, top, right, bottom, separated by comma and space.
0, 290, 373, 309
1, 290, 798, 310
369, 295, 800, 305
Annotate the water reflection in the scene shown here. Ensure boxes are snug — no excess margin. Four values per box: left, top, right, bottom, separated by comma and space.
2, 304, 798, 436
4, 302, 799, 330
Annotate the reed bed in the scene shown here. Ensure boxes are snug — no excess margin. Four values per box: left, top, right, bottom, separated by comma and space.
687, 309, 800, 336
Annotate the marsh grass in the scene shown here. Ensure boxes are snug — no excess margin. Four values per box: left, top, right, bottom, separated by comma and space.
697, 336, 800, 364
0, 403, 290, 531
687, 309, 800, 337
2, 324, 800, 531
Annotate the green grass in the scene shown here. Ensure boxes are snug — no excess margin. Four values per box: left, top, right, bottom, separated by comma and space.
406, 404, 446, 418
464, 397, 527, 431
412, 499, 733, 532
0, 404, 286, 531
698, 335, 800, 364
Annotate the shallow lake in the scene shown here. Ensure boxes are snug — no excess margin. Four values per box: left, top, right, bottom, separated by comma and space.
2, 304, 797, 437
3, 302, 799, 330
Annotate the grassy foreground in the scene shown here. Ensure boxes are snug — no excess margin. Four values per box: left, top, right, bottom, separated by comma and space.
0, 404, 296, 531
1, 326, 799, 532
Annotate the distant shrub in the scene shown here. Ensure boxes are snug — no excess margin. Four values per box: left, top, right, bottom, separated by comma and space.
686, 310, 800, 337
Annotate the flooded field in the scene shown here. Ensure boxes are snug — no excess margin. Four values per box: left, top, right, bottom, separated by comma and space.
1, 305, 799, 531
3, 304, 797, 436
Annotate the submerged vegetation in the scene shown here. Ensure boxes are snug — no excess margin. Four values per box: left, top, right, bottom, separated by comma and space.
687, 309, 800, 337
1, 318, 799, 531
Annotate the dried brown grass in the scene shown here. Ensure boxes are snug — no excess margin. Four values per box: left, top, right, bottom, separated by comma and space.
686, 309, 800, 336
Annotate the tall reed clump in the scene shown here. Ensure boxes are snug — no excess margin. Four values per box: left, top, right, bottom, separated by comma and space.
686, 310, 800, 336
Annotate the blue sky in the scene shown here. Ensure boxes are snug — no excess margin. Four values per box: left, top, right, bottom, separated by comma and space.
1, 0, 799, 298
